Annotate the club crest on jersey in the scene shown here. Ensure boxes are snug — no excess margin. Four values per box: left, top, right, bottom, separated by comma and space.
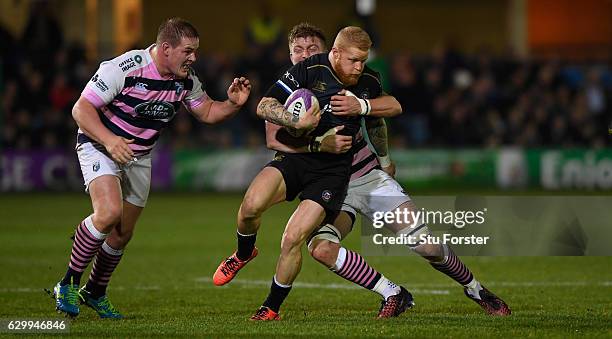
312, 81, 327, 92
92, 160, 100, 172
322, 190, 332, 202
174, 81, 184, 95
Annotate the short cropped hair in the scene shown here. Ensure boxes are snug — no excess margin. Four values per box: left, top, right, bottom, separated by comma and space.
333, 26, 371, 51
288, 22, 326, 46
156, 18, 199, 47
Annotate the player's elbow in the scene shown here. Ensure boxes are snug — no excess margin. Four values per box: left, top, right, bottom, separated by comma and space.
391, 98, 403, 116
71, 100, 85, 123
265, 138, 277, 150
256, 97, 277, 120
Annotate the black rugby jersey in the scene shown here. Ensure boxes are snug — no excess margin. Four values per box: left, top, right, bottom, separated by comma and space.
264, 53, 383, 138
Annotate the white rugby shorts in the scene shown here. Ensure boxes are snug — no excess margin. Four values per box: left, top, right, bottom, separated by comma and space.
77, 142, 151, 207
341, 169, 411, 221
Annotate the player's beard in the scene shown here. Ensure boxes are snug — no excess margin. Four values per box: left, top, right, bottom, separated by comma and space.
333, 60, 360, 86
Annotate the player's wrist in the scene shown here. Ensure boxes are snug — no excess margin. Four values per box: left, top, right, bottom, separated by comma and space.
378, 155, 391, 168
226, 98, 241, 109
345, 90, 371, 116
357, 98, 371, 116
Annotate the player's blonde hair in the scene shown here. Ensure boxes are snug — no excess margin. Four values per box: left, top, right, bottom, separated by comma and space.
333, 26, 372, 51
156, 17, 199, 47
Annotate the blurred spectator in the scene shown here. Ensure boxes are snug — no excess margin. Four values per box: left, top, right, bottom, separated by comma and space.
1, 15, 610, 152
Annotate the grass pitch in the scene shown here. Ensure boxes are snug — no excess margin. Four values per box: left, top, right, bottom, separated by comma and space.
0, 193, 610, 337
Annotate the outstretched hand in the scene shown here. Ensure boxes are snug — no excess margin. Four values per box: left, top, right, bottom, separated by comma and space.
227, 77, 251, 107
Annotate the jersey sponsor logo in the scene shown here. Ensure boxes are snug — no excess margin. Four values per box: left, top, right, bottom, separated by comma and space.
134, 82, 148, 92
134, 101, 175, 120
134, 55, 143, 64
119, 57, 137, 72
283, 71, 300, 88
91, 74, 109, 92
321, 190, 332, 202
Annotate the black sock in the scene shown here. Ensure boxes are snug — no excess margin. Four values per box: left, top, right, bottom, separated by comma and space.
236, 231, 257, 261
262, 277, 292, 313
84, 281, 106, 299
61, 268, 82, 286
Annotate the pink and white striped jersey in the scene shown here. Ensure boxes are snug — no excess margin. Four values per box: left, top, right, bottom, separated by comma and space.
79, 45, 208, 155
350, 129, 382, 181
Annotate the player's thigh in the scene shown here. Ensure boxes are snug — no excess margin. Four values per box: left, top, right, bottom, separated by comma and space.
88, 175, 123, 226
121, 154, 151, 208
385, 200, 420, 234
78, 142, 123, 216
332, 211, 354, 239
283, 200, 326, 247
243, 166, 287, 210
119, 200, 144, 234
358, 170, 411, 222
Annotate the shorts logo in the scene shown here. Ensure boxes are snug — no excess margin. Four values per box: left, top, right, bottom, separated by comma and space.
92, 160, 100, 172
273, 154, 285, 162
322, 190, 332, 202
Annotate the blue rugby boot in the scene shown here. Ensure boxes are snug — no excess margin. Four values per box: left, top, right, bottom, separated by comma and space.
79, 287, 123, 319
52, 280, 80, 317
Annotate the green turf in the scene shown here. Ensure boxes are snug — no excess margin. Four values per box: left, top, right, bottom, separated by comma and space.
0, 193, 610, 338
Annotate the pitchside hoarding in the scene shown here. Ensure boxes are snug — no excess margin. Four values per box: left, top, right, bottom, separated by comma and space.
2, 148, 611, 192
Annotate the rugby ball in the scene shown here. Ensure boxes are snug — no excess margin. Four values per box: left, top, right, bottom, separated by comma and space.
283, 88, 319, 137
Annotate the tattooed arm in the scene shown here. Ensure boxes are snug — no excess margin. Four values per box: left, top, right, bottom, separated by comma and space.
365, 117, 389, 157
256, 97, 295, 127
365, 117, 395, 176
256, 97, 320, 130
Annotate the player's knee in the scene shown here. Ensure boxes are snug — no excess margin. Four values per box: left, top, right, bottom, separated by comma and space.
309, 240, 339, 268
239, 195, 265, 221
94, 204, 122, 230
114, 229, 134, 248
414, 243, 444, 262
280, 230, 307, 254
106, 227, 133, 249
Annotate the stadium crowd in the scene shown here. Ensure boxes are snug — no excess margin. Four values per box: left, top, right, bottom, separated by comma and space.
1, 13, 610, 152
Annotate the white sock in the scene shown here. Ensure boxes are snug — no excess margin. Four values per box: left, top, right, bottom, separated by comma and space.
332, 247, 347, 271
372, 275, 401, 300
84, 215, 108, 240
464, 278, 482, 300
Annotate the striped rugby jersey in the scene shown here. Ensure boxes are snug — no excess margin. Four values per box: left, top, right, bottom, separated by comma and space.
350, 129, 381, 181
80, 45, 208, 155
